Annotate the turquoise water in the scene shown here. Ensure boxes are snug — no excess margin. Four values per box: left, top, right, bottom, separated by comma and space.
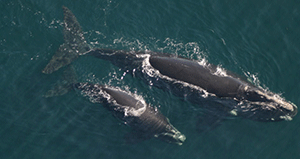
1, 0, 300, 158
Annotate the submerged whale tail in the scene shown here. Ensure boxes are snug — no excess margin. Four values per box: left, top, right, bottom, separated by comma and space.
42, 6, 91, 74
44, 65, 78, 97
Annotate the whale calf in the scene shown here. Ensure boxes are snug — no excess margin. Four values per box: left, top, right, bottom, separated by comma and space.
42, 6, 297, 122
73, 82, 186, 145
44, 65, 186, 145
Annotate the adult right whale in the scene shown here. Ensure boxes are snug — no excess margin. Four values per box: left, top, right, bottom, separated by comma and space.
42, 6, 297, 122
148, 55, 297, 120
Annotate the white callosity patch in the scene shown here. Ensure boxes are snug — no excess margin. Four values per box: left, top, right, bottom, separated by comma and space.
154, 123, 186, 145
280, 115, 293, 121
235, 86, 297, 121
245, 86, 295, 112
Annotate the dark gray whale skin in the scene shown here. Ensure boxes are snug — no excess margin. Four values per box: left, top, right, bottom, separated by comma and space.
73, 82, 186, 145
149, 56, 243, 98
42, 6, 297, 122
148, 55, 297, 121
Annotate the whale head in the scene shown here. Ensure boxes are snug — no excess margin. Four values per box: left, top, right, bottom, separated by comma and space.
237, 86, 297, 121
155, 124, 186, 145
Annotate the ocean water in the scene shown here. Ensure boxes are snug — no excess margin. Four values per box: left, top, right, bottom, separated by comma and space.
1, 0, 300, 159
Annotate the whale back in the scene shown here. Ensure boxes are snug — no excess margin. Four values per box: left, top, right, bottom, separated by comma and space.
73, 82, 186, 145
149, 55, 244, 97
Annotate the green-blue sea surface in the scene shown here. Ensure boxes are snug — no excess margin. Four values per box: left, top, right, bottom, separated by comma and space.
1, 0, 299, 158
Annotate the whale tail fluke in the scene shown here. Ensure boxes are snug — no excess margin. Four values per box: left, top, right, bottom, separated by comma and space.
42, 6, 91, 74
43, 65, 78, 97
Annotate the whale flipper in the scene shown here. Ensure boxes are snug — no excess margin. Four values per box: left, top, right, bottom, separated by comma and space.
42, 6, 91, 74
